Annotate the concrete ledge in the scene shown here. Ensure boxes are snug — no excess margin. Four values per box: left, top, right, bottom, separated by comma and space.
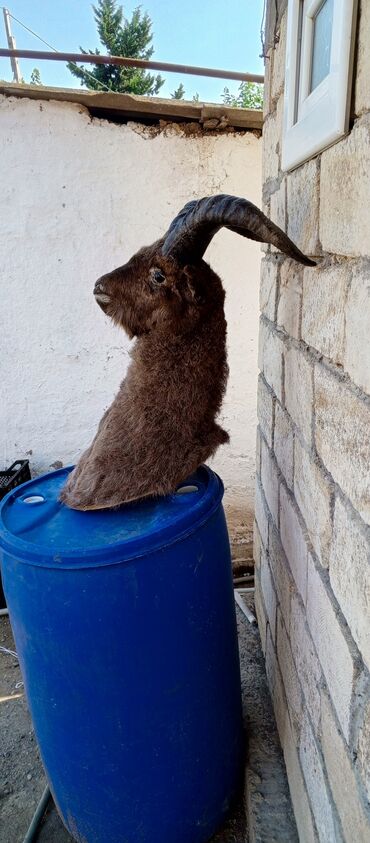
0, 82, 263, 130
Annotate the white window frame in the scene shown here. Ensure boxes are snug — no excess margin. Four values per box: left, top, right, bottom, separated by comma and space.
282, 0, 358, 172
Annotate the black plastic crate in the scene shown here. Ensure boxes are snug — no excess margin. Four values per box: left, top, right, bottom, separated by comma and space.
0, 460, 31, 608
0, 460, 31, 501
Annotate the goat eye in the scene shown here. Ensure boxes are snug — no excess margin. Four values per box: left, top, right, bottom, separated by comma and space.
151, 269, 165, 285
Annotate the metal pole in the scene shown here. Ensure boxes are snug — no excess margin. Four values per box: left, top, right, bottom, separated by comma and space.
0, 47, 264, 84
2, 8, 21, 82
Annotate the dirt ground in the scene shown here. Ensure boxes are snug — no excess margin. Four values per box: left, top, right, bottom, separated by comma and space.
0, 598, 297, 843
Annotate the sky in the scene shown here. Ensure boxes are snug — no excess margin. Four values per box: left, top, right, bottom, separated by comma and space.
0, 0, 265, 101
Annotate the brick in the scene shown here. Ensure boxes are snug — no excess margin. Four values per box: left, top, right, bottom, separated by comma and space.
302, 262, 349, 364
355, 0, 370, 116
330, 496, 370, 671
306, 559, 357, 742
277, 259, 302, 339
260, 256, 279, 321
274, 402, 294, 489
321, 691, 370, 842
283, 717, 318, 843
344, 260, 370, 395
262, 110, 279, 183
270, 176, 286, 232
356, 695, 370, 803
290, 593, 322, 732
280, 484, 308, 603
261, 437, 280, 526
277, 610, 303, 738
299, 717, 338, 843
260, 549, 277, 643
269, 523, 295, 629
320, 114, 370, 257
254, 477, 269, 549
271, 13, 287, 102
258, 319, 284, 402
257, 375, 274, 447
266, 627, 288, 745
287, 160, 320, 256
284, 345, 313, 445
294, 438, 333, 567
314, 366, 370, 525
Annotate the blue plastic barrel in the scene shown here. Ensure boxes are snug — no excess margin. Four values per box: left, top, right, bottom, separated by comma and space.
0, 465, 244, 843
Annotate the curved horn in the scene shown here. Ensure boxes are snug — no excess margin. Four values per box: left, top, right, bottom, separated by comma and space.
162, 194, 316, 267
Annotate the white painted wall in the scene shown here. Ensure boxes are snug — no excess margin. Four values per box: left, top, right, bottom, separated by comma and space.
0, 95, 262, 535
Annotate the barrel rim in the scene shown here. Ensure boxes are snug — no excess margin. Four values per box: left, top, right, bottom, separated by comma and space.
0, 465, 225, 569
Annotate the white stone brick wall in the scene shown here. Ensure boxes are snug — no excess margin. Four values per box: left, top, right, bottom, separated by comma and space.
255, 2, 370, 839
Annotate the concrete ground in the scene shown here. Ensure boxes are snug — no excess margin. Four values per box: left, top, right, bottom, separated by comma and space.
0, 597, 297, 842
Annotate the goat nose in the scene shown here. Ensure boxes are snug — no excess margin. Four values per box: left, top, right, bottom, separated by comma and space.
94, 280, 111, 305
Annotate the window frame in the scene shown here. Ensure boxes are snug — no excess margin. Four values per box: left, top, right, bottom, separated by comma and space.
282, 0, 358, 172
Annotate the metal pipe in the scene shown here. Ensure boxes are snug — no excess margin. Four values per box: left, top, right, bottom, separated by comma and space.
2, 9, 21, 82
0, 48, 264, 83
22, 785, 51, 843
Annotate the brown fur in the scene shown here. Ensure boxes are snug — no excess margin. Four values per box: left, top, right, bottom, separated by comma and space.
61, 195, 314, 510
61, 242, 229, 509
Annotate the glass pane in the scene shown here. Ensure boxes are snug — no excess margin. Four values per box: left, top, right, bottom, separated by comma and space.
310, 0, 334, 92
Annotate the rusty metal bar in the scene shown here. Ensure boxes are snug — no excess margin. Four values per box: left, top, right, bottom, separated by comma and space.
0, 48, 264, 83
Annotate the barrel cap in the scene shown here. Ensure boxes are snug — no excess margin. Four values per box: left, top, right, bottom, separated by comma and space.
0, 466, 223, 568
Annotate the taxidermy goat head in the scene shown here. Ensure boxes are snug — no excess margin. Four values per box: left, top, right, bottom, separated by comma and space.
61, 195, 315, 510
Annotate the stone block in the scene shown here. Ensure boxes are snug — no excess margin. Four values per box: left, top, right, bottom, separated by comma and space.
260, 549, 277, 643
260, 256, 279, 321
256, 426, 262, 479
277, 610, 303, 738
280, 484, 308, 604
287, 159, 320, 257
306, 558, 357, 742
356, 695, 370, 803
263, 51, 272, 119
355, 0, 370, 116
253, 517, 262, 568
321, 690, 370, 842
269, 523, 295, 629
274, 402, 294, 489
320, 114, 370, 257
277, 259, 303, 339
261, 437, 280, 527
314, 366, 370, 525
266, 627, 288, 746
330, 496, 370, 671
299, 716, 338, 843
283, 717, 318, 843
290, 592, 322, 732
258, 319, 284, 402
271, 12, 287, 102
344, 260, 370, 395
255, 579, 268, 655
294, 437, 333, 567
270, 177, 286, 232
284, 345, 313, 445
262, 110, 280, 183
302, 262, 349, 364
254, 477, 269, 549
257, 375, 274, 447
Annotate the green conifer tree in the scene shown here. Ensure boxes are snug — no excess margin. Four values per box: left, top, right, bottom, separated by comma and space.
67, 1, 164, 95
